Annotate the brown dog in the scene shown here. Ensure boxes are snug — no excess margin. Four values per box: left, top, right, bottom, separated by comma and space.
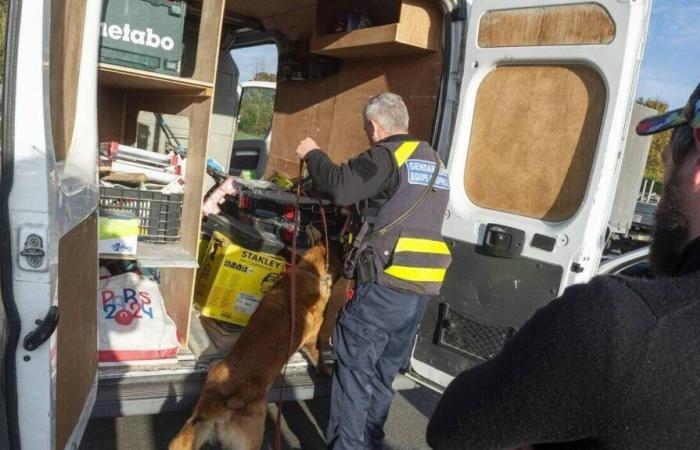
170, 243, 341, 450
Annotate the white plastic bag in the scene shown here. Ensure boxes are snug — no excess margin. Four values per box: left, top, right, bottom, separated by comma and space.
97, 272, 180, 362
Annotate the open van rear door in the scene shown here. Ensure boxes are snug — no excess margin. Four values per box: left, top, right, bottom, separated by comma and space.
411, 0, 651, 388
1, 0, 102, 447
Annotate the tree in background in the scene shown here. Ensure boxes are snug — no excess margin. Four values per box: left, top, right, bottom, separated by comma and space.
235, 87, 275, 140
253, 72, 276, 82
637, 97, 671, 183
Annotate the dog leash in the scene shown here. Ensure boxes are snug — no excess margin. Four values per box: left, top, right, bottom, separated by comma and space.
275, 158, 304, 450
318, 196, 330, 272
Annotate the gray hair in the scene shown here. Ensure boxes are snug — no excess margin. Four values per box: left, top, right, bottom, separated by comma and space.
363, 93, 409, 133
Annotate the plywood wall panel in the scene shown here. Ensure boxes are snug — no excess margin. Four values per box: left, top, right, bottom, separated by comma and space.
464, 65, 606, 222
56, 214, 98, 450
267, 49, 442, 177
50, 0, 87, 160
261, 6, 316, 42
479, 4, 616, 48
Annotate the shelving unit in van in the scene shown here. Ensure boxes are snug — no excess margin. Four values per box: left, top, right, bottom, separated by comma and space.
97, 0, 226, 346
310, 0, 441, 58
98, 63, 214, 96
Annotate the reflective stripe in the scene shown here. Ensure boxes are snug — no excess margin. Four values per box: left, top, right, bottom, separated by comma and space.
393, 141, 420, 167
384, 265, 447, 282
394, 237, 450, 255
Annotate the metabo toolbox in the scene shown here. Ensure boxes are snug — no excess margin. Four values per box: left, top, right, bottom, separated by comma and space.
99, 0, 186, 76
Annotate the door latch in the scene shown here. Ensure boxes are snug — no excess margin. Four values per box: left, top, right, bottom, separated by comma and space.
23, 306, 59, 352
20, 234, 45, 269
481, 223, 525, 258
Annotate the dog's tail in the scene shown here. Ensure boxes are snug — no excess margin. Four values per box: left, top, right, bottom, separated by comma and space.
169, 413, 218, 450
169, 385, 234, 450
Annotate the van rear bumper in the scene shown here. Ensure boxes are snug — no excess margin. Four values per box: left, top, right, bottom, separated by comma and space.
91, 362, 419, 418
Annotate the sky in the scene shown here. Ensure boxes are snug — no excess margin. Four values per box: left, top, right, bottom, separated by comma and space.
230, 45, 278, 82
636, 0, 699, 107
230, 1, 697, 108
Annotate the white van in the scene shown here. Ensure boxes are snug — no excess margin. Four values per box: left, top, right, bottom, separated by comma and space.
0, 0, 651, 448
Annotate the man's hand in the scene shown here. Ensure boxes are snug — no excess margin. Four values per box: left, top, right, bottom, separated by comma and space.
296, 137, 320, 160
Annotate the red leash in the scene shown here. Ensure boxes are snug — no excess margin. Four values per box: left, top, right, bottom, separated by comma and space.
318, 196, 330, 270
275, 159, 304, 450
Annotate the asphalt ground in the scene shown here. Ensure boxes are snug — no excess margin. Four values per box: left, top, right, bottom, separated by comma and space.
80, 387, 441, 450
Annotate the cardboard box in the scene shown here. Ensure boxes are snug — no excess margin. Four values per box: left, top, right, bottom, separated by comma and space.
197, 236, 210, 267
99, 211, 140, 255
194, 231, 287, 326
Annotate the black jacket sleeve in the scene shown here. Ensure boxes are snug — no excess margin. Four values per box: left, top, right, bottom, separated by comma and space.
426, 276, 655, 449
304, 146, 398, 206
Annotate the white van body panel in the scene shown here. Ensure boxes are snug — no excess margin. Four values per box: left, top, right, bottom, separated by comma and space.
412, 0, 652, 388
11, 0, 102, 447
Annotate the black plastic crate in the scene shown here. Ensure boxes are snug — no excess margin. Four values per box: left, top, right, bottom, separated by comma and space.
100, 186, 183, 243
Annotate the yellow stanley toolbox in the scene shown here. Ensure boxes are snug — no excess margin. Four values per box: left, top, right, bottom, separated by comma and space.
194, 231, 287, 326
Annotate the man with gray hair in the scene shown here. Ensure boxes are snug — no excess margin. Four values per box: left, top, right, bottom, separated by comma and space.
296, 92, 451, 449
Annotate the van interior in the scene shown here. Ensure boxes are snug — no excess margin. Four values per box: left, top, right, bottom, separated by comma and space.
62, 0, 450, 423
14, 0, 653, 446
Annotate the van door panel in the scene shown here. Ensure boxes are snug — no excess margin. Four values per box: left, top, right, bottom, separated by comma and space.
56, 214, 98, 450
412, 0, 651, 386
413, 239, 563, 377
8, 0, 102, 447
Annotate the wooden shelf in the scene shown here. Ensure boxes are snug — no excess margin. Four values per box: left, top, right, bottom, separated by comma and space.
98, 63, 214, 96
99, 241, 198, 268
310, 23, 434, 58
310, 0, 440, 59
97, 347, 194, 372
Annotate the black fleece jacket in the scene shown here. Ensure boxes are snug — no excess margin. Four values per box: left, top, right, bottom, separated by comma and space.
427, 238, 700, 450
303, 134, 416, 206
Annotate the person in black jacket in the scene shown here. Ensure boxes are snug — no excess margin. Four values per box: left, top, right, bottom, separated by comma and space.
296, 93, 451, 450
426, 83, 700, 450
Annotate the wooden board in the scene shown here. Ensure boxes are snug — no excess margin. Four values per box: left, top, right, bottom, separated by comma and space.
119, 93, 215, 345
261, 6, 316, 42
311, 24, 436, 58
314, 0, 401, 35
464, 65, 606, 222
311, 0, 438, 58
50, 0, 87, 161
56, 214, 98, 450
99, 64, 213, 96
193, 0, 227, 83
99, 242, 197, 268
93, 2, 225, 349
97, 86, 127, 143
398, 0, 442, 50
478, 4, 616, 48
267, 48, 443, 177
225, 0, 316, 20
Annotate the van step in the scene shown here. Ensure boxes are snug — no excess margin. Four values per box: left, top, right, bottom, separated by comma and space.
92, 363, 418, 418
